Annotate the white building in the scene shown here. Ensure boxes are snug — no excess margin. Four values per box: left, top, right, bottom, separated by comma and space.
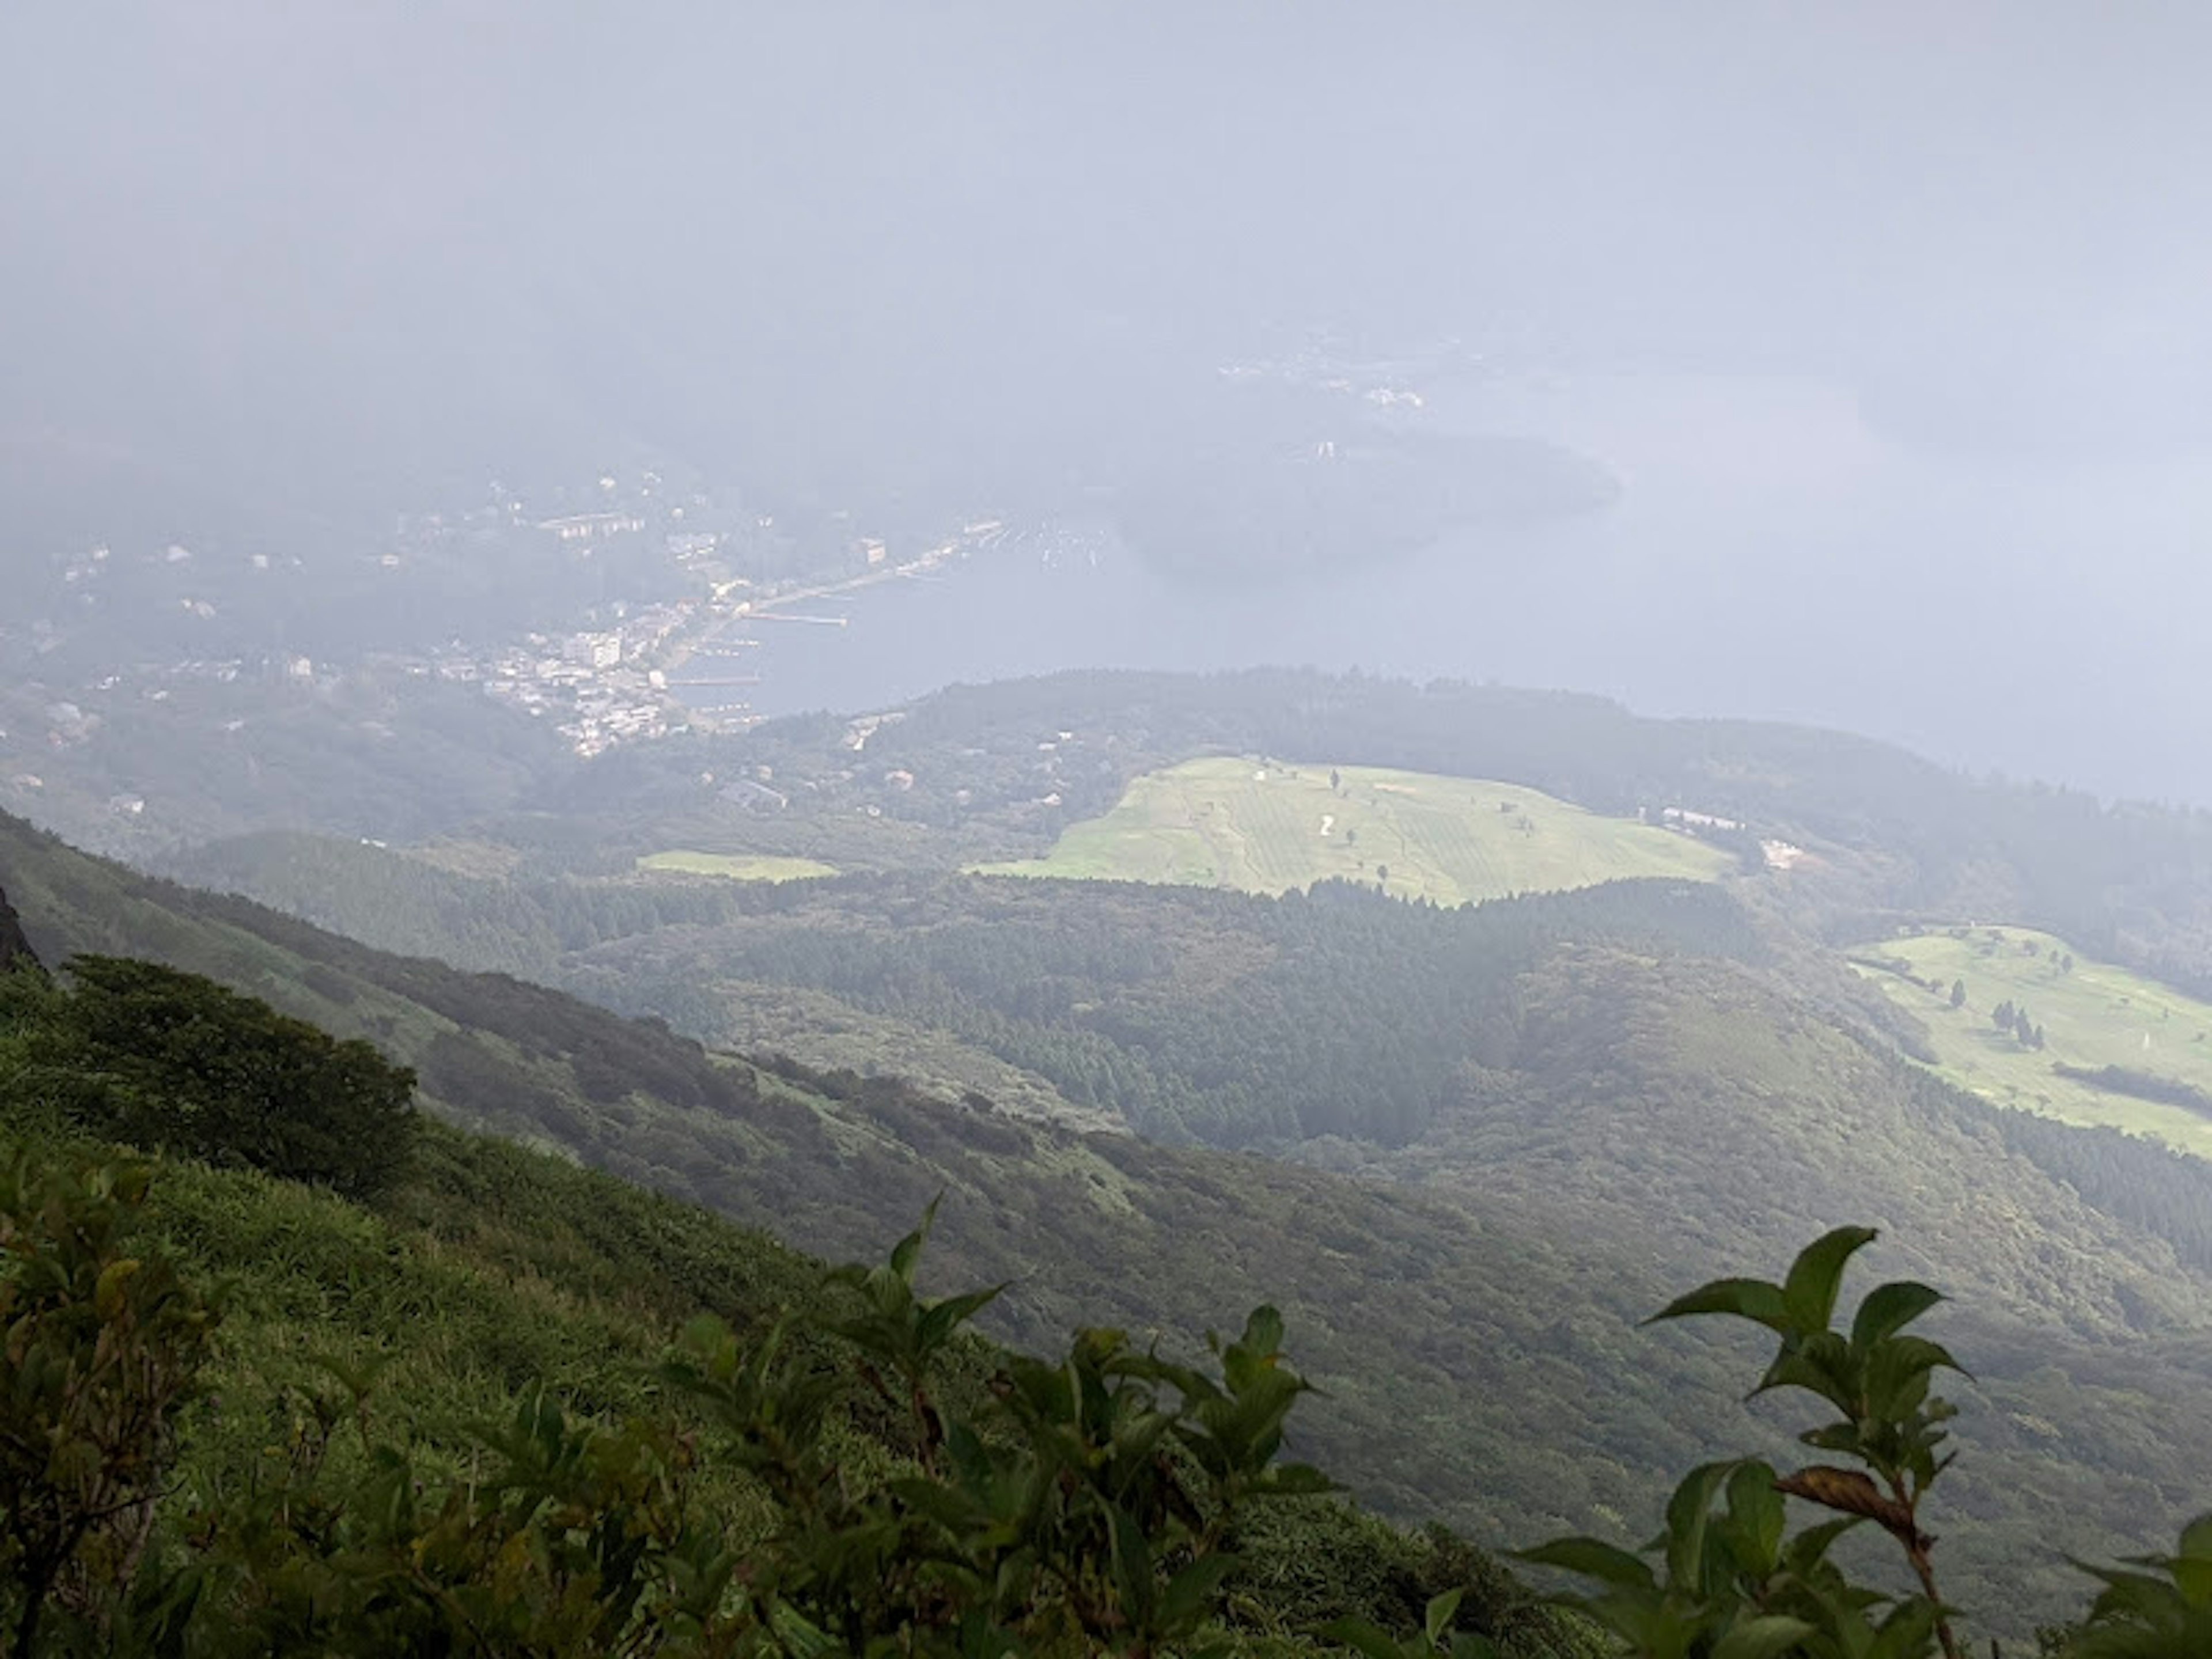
565, 632, 621, 670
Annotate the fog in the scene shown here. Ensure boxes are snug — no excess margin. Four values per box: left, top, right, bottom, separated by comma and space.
6, 2, 2211, 800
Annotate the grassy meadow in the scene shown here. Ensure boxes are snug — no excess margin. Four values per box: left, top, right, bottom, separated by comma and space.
1854, 923, 2212, 1157
637, 850, 840, 881
976, 756, 1733, 903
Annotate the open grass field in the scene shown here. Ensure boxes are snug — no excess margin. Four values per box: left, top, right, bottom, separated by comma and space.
1852, 923, 2212, 1158
975, 756, 1733, 904
637, 850, 839, 882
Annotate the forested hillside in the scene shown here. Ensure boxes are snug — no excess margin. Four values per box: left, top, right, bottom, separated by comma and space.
0, 985, 1604, 1654
0, 882, 32, 971
9, 810, 2212, 1637
167, 668, 2212, 999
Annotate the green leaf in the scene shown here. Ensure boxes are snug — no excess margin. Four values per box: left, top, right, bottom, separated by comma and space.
1782, 1227, 1880, 1336
1850, 1281, 1944, 1353
1866, 1597, 1939, 1659
1799, 1423, 1865, 1457
1646, 1277, 1790, 1333
1663, 1461, 1741, 1590
1880, 1333, 1967, 1381
1320, 1618, 1414, 1659
2172, 1513, 2212, 1606
2179, 1512, 2212, 1563
2078, 1563, 2189, 1626
1713, 1614, 1817, 1659
1239, 1304, 1286, 1358
1756, 1334, 1858, 1415
889, 1194, 944, 1285
1159, 1552, 1241, 1628
1782, 1516, 1864, 1573
1722, 1460, 1786, 1577
93, 1257, 141, 1320
918, 1283, 1009, 1352
1254, 1461, 1338, 1498
1864, 1335, 1967, 1422
1424, 1587, 1465, 1645
1108, 1499, 1154, 1626
1513, 1536, 1658, 1593
766, 1600, 839, 1657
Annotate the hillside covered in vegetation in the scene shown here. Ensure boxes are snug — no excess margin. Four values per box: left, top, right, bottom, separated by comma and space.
10, 813, 2212, 1642
974, 759, 1732, 903
1, 940, 1611, 1655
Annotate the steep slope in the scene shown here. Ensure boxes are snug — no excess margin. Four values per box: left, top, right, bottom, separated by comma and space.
0, 1111, 1592, 1656
6, 810, 2212, 1638
0, 882, 32, 971
1391, 945, 2207, 1335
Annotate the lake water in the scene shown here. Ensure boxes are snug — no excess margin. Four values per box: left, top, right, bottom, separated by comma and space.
734, 373, 2212, 806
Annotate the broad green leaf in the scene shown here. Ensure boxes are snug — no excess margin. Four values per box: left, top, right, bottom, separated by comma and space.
1108, 1499, 1154, 1626
1664, 1461, 1741, 1589
93, 1257, 141, 1320
1158, 1552, 1241, 1628
1863, 1335, 1967, 1423
1849, 1281, 1943, 1353
2079, 1562, 2189, 1622
1756, 1334, 1858, 1414
2172, 1513, 2212, 1604
1713, 1614, 1817, 1659
2179, 1512, 2212, 1563
1866, 1597, 1939, 1659
1513, 1536, 1658, 1593
1876, 1333, 1966, 1381
1238, 1304, 1285, 1358
1781, 1515, 1864, 1573
918, 1283, 1010, 1351
889, 1194, 944, 1284
1321, 1618, 1415, 1659
888, 1476, 983, 1533
767, 1600, 839, 1658
1647, 1277, 1790, 1333
1722, 1460, 1786, 1577
1255, 1461, 1337, 1497
1782, 1227, 1880, 1336
1424, 1586, 1465, 1644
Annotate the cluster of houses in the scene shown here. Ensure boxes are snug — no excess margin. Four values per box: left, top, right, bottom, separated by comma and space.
478, 611, 702, 758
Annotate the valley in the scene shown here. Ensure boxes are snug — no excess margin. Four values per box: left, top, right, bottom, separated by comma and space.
10, 669, 2212, 1646
12, 16, 2207, 1650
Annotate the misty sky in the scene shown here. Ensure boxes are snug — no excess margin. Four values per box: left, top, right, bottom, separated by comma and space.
6, 3, 2211, 794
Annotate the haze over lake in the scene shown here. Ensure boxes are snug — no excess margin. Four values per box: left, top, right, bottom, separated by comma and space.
745, 370, 2212, 806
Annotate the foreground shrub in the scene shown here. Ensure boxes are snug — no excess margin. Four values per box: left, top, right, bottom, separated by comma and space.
1519, 1227, 2211, 1659
0, 957, 417, 1199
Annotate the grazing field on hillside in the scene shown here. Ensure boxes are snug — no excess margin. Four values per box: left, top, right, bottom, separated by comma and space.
975, 757, 1733, 903
1854, 923, 2212, 1157
637, 849, 839, 881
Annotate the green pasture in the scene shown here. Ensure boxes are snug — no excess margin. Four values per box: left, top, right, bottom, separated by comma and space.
1853, 923, 2212, 1157
975, 756, 1732, 904
637, 850, 839, 882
